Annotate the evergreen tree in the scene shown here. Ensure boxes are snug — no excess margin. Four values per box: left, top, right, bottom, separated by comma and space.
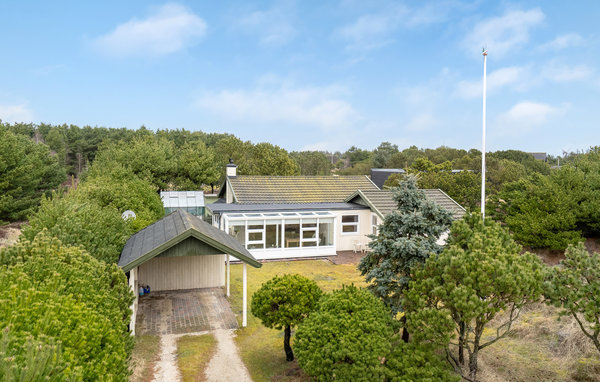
358, 175, 453, 340
404, 214, 544, 380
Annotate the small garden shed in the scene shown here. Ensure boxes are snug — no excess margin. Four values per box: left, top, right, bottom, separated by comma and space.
119, 209, 262, 334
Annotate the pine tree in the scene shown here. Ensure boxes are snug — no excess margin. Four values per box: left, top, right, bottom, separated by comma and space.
358, 175, 453, 340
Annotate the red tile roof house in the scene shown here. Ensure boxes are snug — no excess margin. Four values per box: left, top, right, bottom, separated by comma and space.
208, 162, 465, 261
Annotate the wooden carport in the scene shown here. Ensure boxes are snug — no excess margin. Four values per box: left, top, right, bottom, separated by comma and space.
118, 209, 262, 334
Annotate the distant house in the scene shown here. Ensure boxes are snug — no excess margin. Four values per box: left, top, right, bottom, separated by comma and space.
527, 152, 548, 162
160, 191, 205, 217
208, 163, 465, 260
370, 168, 405, 189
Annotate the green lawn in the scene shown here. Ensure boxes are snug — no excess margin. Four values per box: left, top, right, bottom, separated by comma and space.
228, 259, 367, 382
177, 334, 218, 382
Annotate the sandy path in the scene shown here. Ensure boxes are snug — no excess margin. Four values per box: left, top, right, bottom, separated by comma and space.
149, 292, 252, 381
152, 298, 181, 382
204, 329, 253, 382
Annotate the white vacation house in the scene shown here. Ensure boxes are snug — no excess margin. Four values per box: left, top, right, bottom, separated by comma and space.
208, 162, 465, 261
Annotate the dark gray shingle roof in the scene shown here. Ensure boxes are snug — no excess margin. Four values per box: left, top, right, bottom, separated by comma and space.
345, 189, 466, 220
119, 209, 261, 271
370, 168, 405, 189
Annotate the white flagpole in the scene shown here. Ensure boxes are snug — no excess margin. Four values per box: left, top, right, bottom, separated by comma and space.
481, 49, 488, 218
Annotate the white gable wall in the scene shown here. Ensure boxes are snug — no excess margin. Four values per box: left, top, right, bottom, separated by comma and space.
332, 209, 372, 251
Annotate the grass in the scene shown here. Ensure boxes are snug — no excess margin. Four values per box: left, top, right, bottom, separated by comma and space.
228, 259, 600, 382
177, 334, 218, 382
228, 259, 367, 382
479, 303, 600, 382
130, 335, 160, 382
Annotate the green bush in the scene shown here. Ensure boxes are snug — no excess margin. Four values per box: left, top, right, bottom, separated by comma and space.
0, 328, 82, 382
385, 341, 459, 382
0, 233, 133, 381
251, 274, 322, 361
76, 165, 164, 231
295, 285, 393, 381
22, 192, 130, 263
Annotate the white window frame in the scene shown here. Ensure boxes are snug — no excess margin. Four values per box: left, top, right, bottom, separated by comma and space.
341, 214, 359, 235
372, 214, 379, 235
223, 212, 337, 250
246, 220, 265, 249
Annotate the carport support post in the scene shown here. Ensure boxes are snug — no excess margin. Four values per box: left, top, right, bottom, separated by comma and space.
243, 262, 247, 327
226, 254, 230, 297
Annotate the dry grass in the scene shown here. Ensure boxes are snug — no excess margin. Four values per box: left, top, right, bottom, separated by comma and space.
0, 223, 22, 249
228, 259, 367, 382
478, 303, 600, 382
177, 334, 218, 382
130, 335, 160, 382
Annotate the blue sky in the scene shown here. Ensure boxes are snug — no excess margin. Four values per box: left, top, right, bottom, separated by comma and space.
1, 1, 598, 155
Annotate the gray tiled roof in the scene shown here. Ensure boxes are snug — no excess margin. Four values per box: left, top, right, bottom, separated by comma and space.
220, 175, 379, 204
119, 209, 260, 271
209, 202, 369, 214
346, 189, 466, 220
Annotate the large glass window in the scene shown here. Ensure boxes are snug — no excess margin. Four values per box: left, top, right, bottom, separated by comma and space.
266, 222, 282, 248
247, 220, 265, 249
284, 219, 301, 248
301, 219, 318, 247
229, 223, 246, 246
341, 215, 359, 233
319, 219, 334, 246
226, 213, 337, 250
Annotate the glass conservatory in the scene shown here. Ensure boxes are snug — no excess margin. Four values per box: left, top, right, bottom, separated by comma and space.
218, 211, 336, 259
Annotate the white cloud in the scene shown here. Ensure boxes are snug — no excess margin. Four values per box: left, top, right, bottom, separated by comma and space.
496, 101, 567, 135
337, 12, 400, 51
0, 103, 33, 123
237, 5, 296, 46
335, 3, 450, 51
463, 8, 544, 57
455, 66, 529, 98
404, 114, 438, 132
539, 33, 584, 51
195, 81, 359, 131
93, 3, 207, 58
541, 62, 593, 82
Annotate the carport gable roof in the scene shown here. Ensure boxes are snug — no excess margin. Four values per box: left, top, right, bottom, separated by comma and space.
119, 209, 261, 272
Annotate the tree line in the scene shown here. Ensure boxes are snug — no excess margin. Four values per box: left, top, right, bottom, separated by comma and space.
3, 121, 600, 252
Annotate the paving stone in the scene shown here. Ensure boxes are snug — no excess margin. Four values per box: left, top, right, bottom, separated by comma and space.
136, 288, 238, 335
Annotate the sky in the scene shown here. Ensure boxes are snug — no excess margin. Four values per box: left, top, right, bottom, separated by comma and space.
0, 1, 599, 155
